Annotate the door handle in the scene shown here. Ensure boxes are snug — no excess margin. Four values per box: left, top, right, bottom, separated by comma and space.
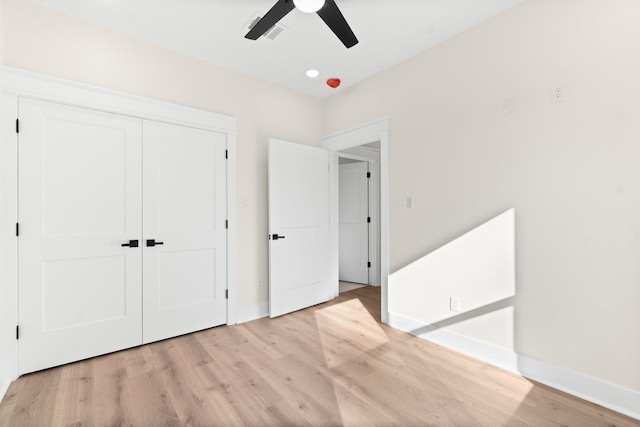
121, 239, 139, 247
272, 234, 285, 240
146, 239, 164, 247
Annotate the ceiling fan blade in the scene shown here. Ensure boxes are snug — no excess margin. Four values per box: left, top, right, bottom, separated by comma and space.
316, 0, 358, 48
245, 0, 296, 40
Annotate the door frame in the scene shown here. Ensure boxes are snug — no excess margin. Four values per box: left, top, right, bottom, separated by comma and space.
323, 118, 390, 323
0, 67, 237, 389
337, 153, 381, 286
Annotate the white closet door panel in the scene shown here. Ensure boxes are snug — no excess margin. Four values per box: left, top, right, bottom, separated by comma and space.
18, 98, 143, 375
142, 120, 227, 343
339, 162, 369, 284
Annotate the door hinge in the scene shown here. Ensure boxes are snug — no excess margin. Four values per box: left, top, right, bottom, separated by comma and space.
368, 262, 371, 268
225, 289, 229, 299
16, 325, 19, 340
367, 172, 371, 178
16, 223, 19, 237
16, 119, 19, 134
367, 217, 371, 223
225, 220, 228, 229
225, 150, 228, 159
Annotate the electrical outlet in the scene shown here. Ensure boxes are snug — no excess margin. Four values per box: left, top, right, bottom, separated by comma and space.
450, 297, 461, 313
406, 197, 414, 209
502, 97, 517, 115
551, 86, 566, 103
258, 279, 263, 289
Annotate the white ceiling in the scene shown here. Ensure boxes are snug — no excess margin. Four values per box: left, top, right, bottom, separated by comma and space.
29, 0, 525, 99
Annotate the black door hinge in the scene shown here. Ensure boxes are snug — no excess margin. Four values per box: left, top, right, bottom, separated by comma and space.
225, 289, 229, 299
225, 220, 228, 229
16, 325, 19, 340
367, 217, 371, 223
225, 150, 228, 159
368, 262, 371, 268
16, 223, 19, 237
367, 172, 371, 178
16, 119, 19, 134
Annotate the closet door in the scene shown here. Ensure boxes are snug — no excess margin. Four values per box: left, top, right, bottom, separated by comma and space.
142, 121, 227, 343
18, 98, 143, 374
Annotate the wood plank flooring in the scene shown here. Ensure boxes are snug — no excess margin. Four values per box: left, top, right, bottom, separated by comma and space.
1, 286, 638, 426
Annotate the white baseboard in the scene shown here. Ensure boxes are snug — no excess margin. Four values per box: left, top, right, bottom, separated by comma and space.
388, 312, 640, 421
236, 304, 269, 324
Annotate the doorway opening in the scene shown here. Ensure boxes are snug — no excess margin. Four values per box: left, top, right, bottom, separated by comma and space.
323, 118, 390, 323
337, 143, 381, 295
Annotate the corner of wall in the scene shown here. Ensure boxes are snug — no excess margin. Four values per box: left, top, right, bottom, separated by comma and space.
388, 312, 640, 422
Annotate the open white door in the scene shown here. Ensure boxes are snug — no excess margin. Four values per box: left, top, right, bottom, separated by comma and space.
339, 161, 369, 284
268, 139, 332, 317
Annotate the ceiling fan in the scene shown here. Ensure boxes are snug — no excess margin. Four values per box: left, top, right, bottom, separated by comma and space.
245, 0, 359, 48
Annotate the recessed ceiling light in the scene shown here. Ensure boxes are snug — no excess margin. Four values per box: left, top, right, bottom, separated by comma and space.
306, 69, 320, 78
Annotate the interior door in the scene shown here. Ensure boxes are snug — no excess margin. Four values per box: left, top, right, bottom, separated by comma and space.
268, 139, 332, 317
339, 161, 369, 284
18, 98, 143, 374
142, 120, 227, 343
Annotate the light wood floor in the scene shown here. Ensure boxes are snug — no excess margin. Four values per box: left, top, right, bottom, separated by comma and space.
1, 287, 638, 426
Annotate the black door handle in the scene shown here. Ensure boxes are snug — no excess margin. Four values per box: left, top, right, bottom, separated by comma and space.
146, 239, 164, 247
121, 239, 139, 247
272, 234, 286, 240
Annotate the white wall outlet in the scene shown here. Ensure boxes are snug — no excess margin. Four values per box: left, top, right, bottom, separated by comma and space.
406, 197, 414, 209
551, 86, 566, 103
450, 296, 461, 313
502, 97, 517, 115
258, 279, 263, 289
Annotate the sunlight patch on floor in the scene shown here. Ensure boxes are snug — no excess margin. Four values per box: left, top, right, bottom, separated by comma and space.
314, 298, 389, 368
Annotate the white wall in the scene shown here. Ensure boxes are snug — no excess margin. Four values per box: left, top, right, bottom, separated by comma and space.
0, 0, 322, 396
0, 0, 5, 63
323, 0, 640, 394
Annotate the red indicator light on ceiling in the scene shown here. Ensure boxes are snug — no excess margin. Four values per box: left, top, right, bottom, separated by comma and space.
327, 78, 341, 88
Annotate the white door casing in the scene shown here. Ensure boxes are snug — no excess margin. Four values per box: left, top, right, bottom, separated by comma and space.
142, 120, 227, 343
268, 139, 333, 317
18, 98, 143, 374
339, 162, 369, 284
322, 118, 390, 324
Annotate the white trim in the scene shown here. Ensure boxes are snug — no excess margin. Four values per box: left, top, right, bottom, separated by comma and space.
388, 312, 640, 421
340, 145, 381, 160
369, 161, 381, 286
337, 152, 375, 163
226, 131, 238, 325
379, 131, 389, 323
0, 67, 237, 398
328, 151, 340, 298
0, 66, 236, 132
0, 91, 19, 404
323, 118, 390, 323
323, 118, 390, 152
236, 304, 270, 324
